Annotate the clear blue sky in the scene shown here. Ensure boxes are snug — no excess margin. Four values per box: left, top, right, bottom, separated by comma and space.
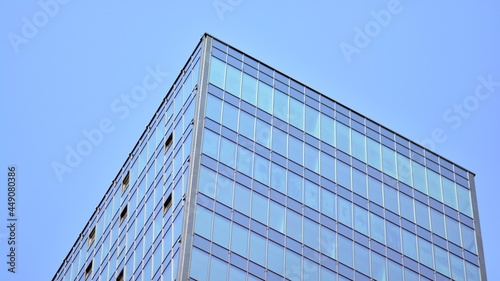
1, 1, 499, 280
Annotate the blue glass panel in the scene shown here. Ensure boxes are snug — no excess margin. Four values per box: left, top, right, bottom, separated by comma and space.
446, 217, 461, 246
213, 214, 231, 248
272, 127, 287, 157
190, 247, 209, 281
404, 268, 419, 281
236, 146, 253, 176
255, 119, 271, 148
269, 200, 285, 233
270, 163, 286, 194
229, 266, 246, 280
304, 144, 319, 173
303, 258, 319, 280
384, 186, 399, 215
206, 95, 223, 123
399, 192, 415, 222
411, 161, 428, 195
370, 213, 385, 244
257, 81, 273, 114
434, 244, 450, 277
320, 188, 336, 219
304, 180, 319, 211
273, 89, 289, 122
442, 177, 457, 209
321, 267, 336, 281
338, 235, 353, 267
336, 160, 351, 190
254, 155, 270, 185
232, 184, 250, 217
306, 106, 320, 139
209, 256, 228, 281
336, 122, 350, 154
427, 169, 443, 202
303, 218, 319, 251
286, 209, 303, 243
288, 136, 303, 165
415, 201, 430, 230
337, 197, 352, 228
371, 252, 387, 281
418, 237, 433, 269
225, 65, 241, 97
351, 129, 366, 162
382, 146, 397, 179
231, 223, 248, 258
222, 103, 238, 132
465, 262, 480, 281
354, 243, 370, 276
287, 172, 303, 203
402, 229, 417, 260
320, 226, 336, 259
450, 253, 465, 281
320, 152, 335, 181
268, 241, 285, 275
219, 138, 236, 168
249, 232, 267, 266
199, 166, 216, 198
386, 221, 401, 252
285, 248, 301, 281
289, 97, 304, 130
387, 259, 402, 281
209, 56, 225, 89
368, 177, 383, 206
430, 209, 445, 238
202, 129, 219, 159
461, 224, 476, 253
239, 111, 255, 140
456, 184, 472, 217
397, 154, 412, 186
353, 205, 368, 236
251, 192, 268, 224
352, 168, 367, 198
366, 137, 381, 170
241, 73, 257, 105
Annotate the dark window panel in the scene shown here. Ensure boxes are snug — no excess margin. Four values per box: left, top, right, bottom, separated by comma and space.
271, 152, 287, 167
381, 136, 395, 149
368, 168, 383, 181
464, 250, 479, 266
253, 181, 268, 197
201, 154, 217, 168
444, 205, 459, 220
353, 194, 368, 209
256, 108, 272, 123
320, 141, 335, 157
350, 111, 364, 125
354, 232, 369, 247
456, 175, 469, 188
273, 117, 288, 132
441, 167, 454, 182
383, 175, 397, 188
243, 64, 258, 78
355, 272, 371, 281
286, 237, 302, 254
369, 202, 384, 217
227, 55, 242, 70
270, 189, 286, 205
211, 243, 229, 261
237, 135, 253, 151
224, 92, 239, 107
290, 79, 304, 93
233, 211, 250, 228
420, 264, 435, 280
255, 143, 270, 159
396, 144, 410, 157
267, 270, 283, 281
287, 198, 302, 214
336, 113, 350, 126
338, 263, 354, 280
304, 247, 320, 263
268, 228, 285, 246
460, 214, 474, 228
212, 39, 227, 52
250, 219, 267, 235
429, 197, 443, 212
290, 88, 303, 102
449, 243, 462, 258
387, 248, 402, 264
426, 160, 439, 174
398, 182, 412, 197
240, 100, 256, 115
305, 131, 320, 147
212, 47, 226, 61
227, 47, 242, 60
289, 126, 303, 139
352, 158, 366, 173
235, 172, 252, 188
410, 142, 425, 155
274, 71, 288, 85
337, 186, 351, 201
366, 128, 380, 142
230, 252, 248, 270
304, 206, 319, 222
371, 240, 386, 256
305, 96, 319, 109
403, 256, 419, 272
385, 211, 400, 226
197, 194, 214, 210
417, 226, 431, 241
336, 150, 351, 164
454, 165, 468, 179
365, 119, 379, 132
433, 234, 447, 249
320, 103, 335, 117
413, 190, 428, 205
337, 224, 352, 238
401, 219, 415, 233
258, 72, 273, 86
243, 55, 258, 68
304, 169, 320, 184
305, 88, 320, 101
275, 80, 289, 94
215, 202, 232, 219
204, 119, 220, 133
321, 177, 336, 193
258, 63, 273, 77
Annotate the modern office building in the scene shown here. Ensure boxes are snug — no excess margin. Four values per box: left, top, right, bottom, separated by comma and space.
53, 33, 487, 281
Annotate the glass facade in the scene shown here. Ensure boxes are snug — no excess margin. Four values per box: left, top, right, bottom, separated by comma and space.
54, 34, 486, 281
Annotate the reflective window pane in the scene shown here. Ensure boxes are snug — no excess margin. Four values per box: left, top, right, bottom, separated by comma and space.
209, 57, 225, 89
225, 65, 241, 97
241, 73, 257, 105
257, 81, 273, 114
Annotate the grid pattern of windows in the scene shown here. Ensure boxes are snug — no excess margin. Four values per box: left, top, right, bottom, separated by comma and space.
189, 39, 483, 281
53, 42, 202, 281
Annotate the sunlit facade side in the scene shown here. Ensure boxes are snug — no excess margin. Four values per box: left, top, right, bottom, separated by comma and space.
54, 34, 486, 281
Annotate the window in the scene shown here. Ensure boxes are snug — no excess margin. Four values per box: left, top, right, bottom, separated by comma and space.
121, 171, 130, 194
120, 205, 128, 224
87, 226, 96, 248
85, 261, 93, 279
116, 269, 124, 281
165, 133, 173, 151
163, 194, 172, 214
